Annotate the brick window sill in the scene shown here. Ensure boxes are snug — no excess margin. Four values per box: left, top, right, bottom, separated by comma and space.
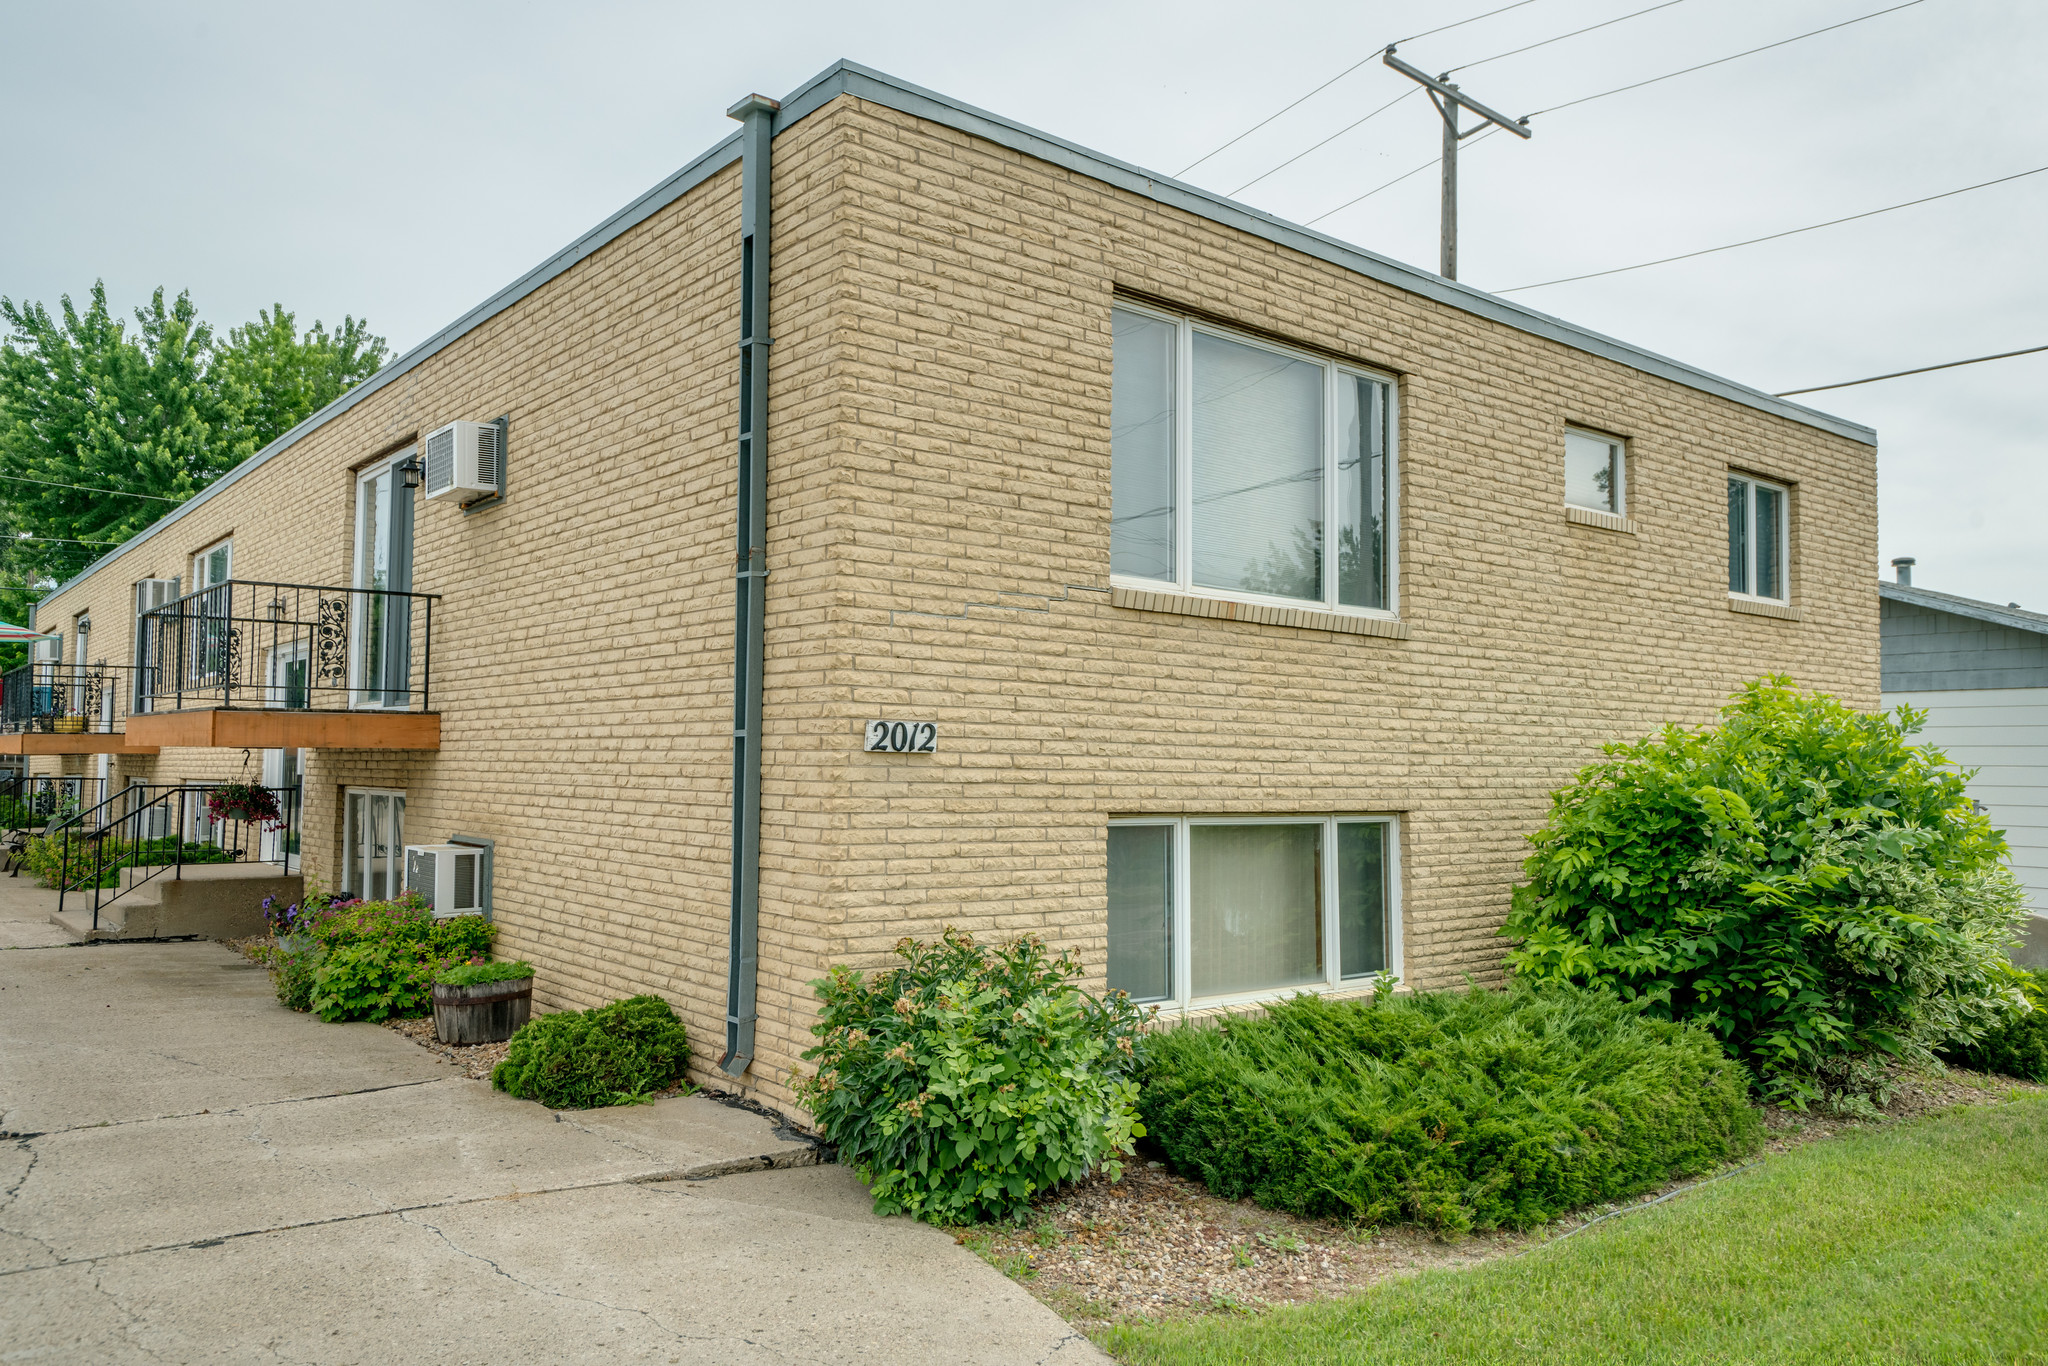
1729, 596, 1802, 621
1110, 586, 1411, 639
1565, 505, 1636, 534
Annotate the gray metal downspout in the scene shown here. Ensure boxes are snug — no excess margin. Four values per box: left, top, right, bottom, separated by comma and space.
720, 93, 777, 1078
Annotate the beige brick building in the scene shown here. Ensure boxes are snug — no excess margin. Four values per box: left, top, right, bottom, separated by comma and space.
23, 63, 1879, 1108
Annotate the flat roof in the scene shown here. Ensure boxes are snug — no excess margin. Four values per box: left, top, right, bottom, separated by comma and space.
1881, 581, 2048, 639
42, 59, 1876, 610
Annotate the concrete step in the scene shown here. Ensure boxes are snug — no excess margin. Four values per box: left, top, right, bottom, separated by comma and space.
50, 862, 302, 942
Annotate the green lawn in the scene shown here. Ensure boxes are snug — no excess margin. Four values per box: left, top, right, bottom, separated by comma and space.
1104, 1097, 2048, 1366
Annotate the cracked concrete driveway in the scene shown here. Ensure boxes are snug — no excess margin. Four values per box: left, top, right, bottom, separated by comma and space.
0, 887, 1107, 1365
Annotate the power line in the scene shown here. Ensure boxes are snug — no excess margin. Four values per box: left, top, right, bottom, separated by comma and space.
9, 534, 127, 547
1526, 0, 1930, 117
1776, 343, 2048, 397
1495, 164, 2048, 293
1307, 127, 1508, 226
0, 472, 183, 502
1446, 0, 1691, 74
1228, 90, 1417, 197
1301, 0, 1933, 231
1174, 0, 1546, 177
1222, 0, 1687, 200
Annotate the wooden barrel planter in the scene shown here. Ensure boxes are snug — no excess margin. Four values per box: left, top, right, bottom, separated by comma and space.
433, 976, 533, 1044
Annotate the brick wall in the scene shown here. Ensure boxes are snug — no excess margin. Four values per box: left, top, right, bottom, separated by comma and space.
34, 93, 1879, 1111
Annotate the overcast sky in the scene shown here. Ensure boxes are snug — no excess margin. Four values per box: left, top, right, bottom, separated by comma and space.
4, 0, 2041, 606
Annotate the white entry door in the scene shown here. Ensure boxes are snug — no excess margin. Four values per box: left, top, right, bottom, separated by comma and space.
343, 787, 405, 900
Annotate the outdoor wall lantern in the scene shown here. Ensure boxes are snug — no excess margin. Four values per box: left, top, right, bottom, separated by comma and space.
398, 456, 424, 490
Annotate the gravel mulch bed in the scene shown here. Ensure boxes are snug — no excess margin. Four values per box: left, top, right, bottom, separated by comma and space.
966, 1064, 2047, 1333
386, 1015, 512, 1080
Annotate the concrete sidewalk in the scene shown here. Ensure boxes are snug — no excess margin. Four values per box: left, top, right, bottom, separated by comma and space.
0, 887, 1105, 1364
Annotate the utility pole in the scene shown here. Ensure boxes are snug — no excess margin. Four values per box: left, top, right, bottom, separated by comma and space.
1382, 47, 1531, 281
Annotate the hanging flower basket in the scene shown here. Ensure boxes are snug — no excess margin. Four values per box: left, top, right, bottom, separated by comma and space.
207, 782, 284, 830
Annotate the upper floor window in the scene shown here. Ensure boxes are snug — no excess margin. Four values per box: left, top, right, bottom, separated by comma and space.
1564, 428, 1625, 516
1727, 474, 1787, 602
1111, 304, 1395, 615
193, 537, 232, 591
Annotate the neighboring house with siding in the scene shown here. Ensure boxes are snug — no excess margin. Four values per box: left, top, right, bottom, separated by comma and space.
17, 62, 1880, 1109
1880, 562, 2048, 968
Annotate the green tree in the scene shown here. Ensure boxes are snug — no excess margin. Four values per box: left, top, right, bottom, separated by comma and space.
0, 282, 387, 600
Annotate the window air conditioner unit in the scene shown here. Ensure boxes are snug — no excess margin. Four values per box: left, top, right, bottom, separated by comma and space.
421, 421, 501, 502
404, 843, 485, 917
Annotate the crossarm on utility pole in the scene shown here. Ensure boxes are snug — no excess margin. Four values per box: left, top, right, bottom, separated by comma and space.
1382, 46, 1532, 281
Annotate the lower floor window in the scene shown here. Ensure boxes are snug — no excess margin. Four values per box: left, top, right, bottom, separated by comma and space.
1107, 816, 1395, 1007
343, 787, 405, 900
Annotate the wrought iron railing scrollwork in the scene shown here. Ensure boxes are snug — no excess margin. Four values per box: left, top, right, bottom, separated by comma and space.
136, 579, 436, 713
0, 662, 140, 735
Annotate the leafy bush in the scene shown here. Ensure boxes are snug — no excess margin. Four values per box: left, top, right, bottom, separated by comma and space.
492, 995, 691, 1109
428, 914, 494, 960
795, 929, 1150, 1226
23, 834, 235, 889
1945, 969, 2048, 1082
437, 959, 534, 986
310, 939, 437, 1022
1502, 677, 2030, 1105
268, 943, 321, 1011
1140, 984, 1759, 1234
258, 885, 497, 1023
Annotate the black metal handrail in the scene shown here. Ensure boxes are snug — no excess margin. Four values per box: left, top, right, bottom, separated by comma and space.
0, 662, 141, 734
137, 579, 438, 714
52, 782, 302, 932
0, 774, 113, 826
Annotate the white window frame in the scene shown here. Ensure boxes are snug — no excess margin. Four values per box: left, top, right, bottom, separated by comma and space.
351, 450, 416, 710
1107, 813, 1401, 1013
1110, 302, 1400, 620
342, 786, 407, 900
1564, 427, 1627, 516
192, 537, 233, 590
1727, 472, 1791, 605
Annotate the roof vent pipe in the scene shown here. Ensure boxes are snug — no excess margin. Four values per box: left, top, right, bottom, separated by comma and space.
1891, 556, 1916, 586
721, 92, 779, 1080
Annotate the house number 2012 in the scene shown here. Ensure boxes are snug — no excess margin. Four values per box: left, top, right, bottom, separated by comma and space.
864, 720, 937, 753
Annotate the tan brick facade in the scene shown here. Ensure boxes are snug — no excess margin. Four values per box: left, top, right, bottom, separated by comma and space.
34, 71, 1878, 1110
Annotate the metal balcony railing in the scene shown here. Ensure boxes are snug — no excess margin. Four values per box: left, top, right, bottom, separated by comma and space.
0, 662, 140, 734
137, 580, 439, 713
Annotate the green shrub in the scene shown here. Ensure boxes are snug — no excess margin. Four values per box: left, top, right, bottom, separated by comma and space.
795, 929, 1150, 1226
1140, 983, 1759, 1234
256, 891, 495, 1023
436, 959, 534, 986
1502, 677, 2030, 1105
428, 914, 494, 959
21, 834, 237, 889
1945, 969, 2048, 1082
493, 995, 690, 1108
310, 938, 435, 1022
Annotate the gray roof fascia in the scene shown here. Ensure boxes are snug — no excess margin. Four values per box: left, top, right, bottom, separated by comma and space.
1880, 581, 2048, 638
41, 130, 745, 608
780, 60, 1876, 449
47, 57, 1873, 609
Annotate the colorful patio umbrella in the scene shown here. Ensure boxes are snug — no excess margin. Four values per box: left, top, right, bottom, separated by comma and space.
0, 621, 46, 642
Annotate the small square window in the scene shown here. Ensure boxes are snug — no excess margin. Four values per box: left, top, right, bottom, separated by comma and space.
1727, 473, 1789, 603
1564, 429, 1624, 515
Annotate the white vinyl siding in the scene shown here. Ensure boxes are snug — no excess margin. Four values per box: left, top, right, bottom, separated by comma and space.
1883, 687, 2048, 916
